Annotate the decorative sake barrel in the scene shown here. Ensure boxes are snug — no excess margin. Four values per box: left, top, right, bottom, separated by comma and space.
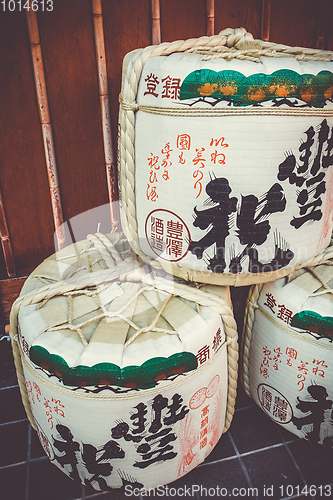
9, 232, 238, 492
241, 242, 333, 445
119, 27, 333, 286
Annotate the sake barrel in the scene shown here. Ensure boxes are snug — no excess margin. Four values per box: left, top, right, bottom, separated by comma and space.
9, 231, 238, 492
119, 27, 333, 286
241, 242, 333, 445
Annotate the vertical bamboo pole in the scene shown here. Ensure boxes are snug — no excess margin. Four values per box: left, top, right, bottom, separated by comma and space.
0, 187, 16, 277
260, 0, 271, 42
151, 0, 161, 45
316, 0, 329, 49
92, 0, 119, 230
26, 10, 66, 250
206, 0, 215, 37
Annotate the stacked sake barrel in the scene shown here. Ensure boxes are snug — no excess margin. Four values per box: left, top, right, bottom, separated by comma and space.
242, 243, 333, 446
119, 28, 333, 286
10, 231, 238, 491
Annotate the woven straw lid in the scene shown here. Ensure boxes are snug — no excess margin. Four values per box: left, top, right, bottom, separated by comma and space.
10, 231, 238, 431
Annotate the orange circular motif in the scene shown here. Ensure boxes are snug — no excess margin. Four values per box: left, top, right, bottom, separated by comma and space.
189, 387, 207, 409
324, 86, 333, 99
198, 83, 218, 96
248, 89, 266, 101
206, 374, 220, 398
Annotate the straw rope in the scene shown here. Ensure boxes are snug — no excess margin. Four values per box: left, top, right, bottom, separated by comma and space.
240, 284, 262, 397
119, 95, 333, 118
241, 240, 333, 398
118, 27, 333, 284
10, 232, 238, 433
10, 333, 37, 429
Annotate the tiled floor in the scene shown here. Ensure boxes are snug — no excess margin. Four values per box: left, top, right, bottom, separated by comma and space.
1, 287, 333, 500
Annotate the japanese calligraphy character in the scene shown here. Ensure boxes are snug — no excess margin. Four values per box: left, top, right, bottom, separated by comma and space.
161, 142, 173, 159
298, 361, 309, 374
44, 399, 53, 429
201, 405, 209, 418
147, 153, 159, 169
211, 150, 225, 165
152, 217, 163, 235
273, 396, 288, 422
144, 74, 160, 97
291, 384, 333, 444
196, 345, 210, 365
286, 347, 297, 360
163, 394, 189, 426
177, 134, 191, 150
146, 184, 158, 202
297, 374, 307, 391
277, 304, 293, 325
21, 335, 29, 357
135, 429, 177, 468
161, 76, 181, 99
212, 328, 222, 351
261, 386, 272, 411
312, 367, 325, 378
130, 403, 147, 434
229, 184, 293, 274
193, 169, 204, 198
149, 170, 158, 183
263, 346, 272, 359
278, 120, 333, 229
161, 159, 171, 169
53, 424, 81, 483
201, 416, 209, 428
166, 238, 182, 257
193, 148, 206, 167
210, 137, 229, 148
166, 220, 183, 239
313, 359, 328, 368
52, 398, 65, 418
111, 421, 143, 443
33, 383, 41, 402
200, 427, 208, 439
189, 176, 237, 273
260, 364, 269, 379
82, 440, 125, 490
179, 151, 186, 164
200, 436, 208, 449
264, 293, 277, 313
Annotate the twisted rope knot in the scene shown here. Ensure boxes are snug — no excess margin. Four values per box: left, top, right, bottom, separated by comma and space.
219, 27, 255, 49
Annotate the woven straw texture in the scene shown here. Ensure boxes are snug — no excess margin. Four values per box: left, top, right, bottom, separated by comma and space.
10, 232, 238, 434
240, 239, 333, 444
118, 27, 333, 286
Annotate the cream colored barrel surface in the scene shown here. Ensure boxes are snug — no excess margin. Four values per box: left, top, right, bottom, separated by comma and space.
242, 244, 333, 446
9, 232, 238, 491
119, 28, 333, 286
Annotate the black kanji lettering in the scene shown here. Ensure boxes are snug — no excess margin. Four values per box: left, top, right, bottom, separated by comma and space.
291, 384, 333, 444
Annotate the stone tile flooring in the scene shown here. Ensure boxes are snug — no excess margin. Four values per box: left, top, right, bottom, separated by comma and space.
1, 290, 333, 500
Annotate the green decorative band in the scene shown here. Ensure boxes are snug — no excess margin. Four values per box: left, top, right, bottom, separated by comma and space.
180, 69, 333, 108
29, 345, 198, 389
291, 310, 333, 340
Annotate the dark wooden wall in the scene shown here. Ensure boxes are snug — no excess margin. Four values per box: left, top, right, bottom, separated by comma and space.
0, 0, 332, 321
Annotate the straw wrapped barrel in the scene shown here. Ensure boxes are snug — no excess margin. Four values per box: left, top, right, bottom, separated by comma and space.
241, 241, 333, 445
9, 231, 238, 491
118, 27, 333, 286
